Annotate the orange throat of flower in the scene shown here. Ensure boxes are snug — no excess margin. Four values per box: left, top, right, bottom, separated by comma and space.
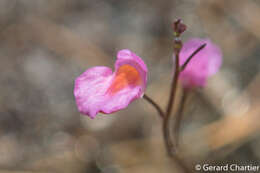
107, 65, 141, 94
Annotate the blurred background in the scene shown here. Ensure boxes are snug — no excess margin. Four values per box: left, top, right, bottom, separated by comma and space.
0, 0, 260, 172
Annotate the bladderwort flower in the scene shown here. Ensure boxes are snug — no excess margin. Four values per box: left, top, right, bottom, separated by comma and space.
178, 38, 222, 88
74, 49, 148, 119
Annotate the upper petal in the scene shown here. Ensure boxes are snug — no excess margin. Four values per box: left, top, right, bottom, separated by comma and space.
116, 49, 148, 95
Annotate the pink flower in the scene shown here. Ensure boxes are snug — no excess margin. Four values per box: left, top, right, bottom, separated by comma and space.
74, 49, 148, 119
178, 38, 222, 88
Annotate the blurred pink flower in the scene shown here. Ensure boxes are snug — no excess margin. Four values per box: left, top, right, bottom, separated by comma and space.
74, 49, 148, 118
178, 38, 222, 88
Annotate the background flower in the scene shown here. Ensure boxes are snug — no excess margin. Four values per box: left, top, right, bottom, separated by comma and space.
74, 49, 147, 118
178, 38, 222, 88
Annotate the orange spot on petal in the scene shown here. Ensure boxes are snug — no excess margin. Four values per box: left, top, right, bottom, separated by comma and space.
107, 65, 141, 94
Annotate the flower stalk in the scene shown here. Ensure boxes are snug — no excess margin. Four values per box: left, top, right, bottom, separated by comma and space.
180, 43, 207, 71
163, 19, 185, 156
173, 89, 189, 148
163, 52, 180, 155
143, 94, 165, 118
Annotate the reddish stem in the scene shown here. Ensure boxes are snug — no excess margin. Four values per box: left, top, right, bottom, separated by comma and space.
143, 94, 165, 118
163, 53, 180, 156
173, 89, 189, 148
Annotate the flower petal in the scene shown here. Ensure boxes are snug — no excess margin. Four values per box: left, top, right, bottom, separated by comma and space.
74, 66, 113, 118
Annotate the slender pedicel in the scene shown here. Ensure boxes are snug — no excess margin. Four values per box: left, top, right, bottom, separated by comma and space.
180, 43, 207, 71
143, 94, 165, 118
